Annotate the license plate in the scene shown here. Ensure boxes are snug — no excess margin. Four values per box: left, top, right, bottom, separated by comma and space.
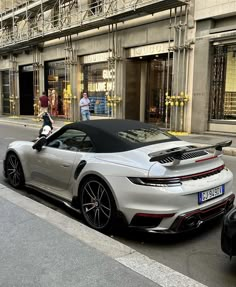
198, 185, 224, 204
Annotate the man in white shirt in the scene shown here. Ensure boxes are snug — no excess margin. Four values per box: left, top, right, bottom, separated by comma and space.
79, 92, 90, 121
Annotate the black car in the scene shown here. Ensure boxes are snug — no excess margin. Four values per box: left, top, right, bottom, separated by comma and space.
221, 207, 236, 259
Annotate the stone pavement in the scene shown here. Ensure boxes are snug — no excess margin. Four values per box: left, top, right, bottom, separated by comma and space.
0, 114, 211, 287
0, 184, 207, 287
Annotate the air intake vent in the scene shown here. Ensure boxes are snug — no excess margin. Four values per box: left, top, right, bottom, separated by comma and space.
159, 150, 208, 164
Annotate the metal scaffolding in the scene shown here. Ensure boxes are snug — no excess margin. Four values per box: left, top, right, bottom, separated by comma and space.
0, 0, 188, 54
1, 0, 190, 124
165, 3, 192, 132
9, 53, 19, 117
32, 46, 42, 117
64, 34, 78, 121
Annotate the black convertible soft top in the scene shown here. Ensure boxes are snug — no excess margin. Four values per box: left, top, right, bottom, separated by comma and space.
59, 119, 179, 153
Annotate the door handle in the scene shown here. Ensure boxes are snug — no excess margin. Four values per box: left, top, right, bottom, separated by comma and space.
62, 164, 71, 168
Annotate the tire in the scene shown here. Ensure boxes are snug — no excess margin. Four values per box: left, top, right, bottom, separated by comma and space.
6, 152, 25, 188
79, 176, 116, 232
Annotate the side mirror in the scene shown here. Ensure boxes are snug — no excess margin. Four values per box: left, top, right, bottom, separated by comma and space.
32, 137, 47, 152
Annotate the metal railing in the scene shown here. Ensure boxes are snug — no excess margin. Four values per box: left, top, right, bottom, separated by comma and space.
0, 0, 187, 52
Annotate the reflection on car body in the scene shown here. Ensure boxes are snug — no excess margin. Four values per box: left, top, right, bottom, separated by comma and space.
3, 119, 235, 233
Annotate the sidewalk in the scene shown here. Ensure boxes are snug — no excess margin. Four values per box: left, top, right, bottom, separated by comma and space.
1, 115, 236, 156
0, 184, 206, 287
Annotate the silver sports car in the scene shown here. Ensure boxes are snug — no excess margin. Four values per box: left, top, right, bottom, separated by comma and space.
3, 119, 235, 233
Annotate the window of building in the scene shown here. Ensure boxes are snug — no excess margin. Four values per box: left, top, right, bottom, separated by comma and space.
146, 57, 172, 125
2, 71, 10, 114
45, 60, 68, 118
81, 62, 110, 116
210, 45, 236, 120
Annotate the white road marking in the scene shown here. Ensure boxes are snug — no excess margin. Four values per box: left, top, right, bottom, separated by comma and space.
4, 137, 15, 140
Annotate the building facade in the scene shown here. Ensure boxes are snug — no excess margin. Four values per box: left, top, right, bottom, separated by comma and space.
0, 0, 194, 132
193, 0, 236, 133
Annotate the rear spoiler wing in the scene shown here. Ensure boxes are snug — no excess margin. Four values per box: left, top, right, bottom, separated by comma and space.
149, 140, 232, 162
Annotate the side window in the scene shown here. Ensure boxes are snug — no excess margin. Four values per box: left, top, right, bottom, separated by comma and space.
47, 129, 94, 152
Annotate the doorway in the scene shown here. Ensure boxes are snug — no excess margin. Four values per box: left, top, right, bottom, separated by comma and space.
19, 65, 34, 115
125, 60, 141, 120
146, 56, 172, 125
125, 55, 172, 124
2, 71, 10, 114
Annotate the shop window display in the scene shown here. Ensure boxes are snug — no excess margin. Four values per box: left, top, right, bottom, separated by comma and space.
210, 45, 236, 120
81, 63, 110, 116
146, 57, 172, 125
2, 71, 10, 114
45, 60, 67, 118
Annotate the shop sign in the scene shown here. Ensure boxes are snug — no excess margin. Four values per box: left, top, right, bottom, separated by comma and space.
22, 65, 33, 72
82, 52, 109, 64
128, 42, 173, 58
103, 69, 115, 79
88, 81, 114, 92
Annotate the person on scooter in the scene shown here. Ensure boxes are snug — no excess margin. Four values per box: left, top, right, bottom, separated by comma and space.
33, 112, 54, 151
38, 111, 54, 137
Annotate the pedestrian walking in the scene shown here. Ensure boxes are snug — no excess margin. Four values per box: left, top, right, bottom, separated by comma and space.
79, 92, 90, 121
38, 91, 49, 115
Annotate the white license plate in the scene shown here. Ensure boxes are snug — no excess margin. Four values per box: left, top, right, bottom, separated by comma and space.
198, 185, 224, 204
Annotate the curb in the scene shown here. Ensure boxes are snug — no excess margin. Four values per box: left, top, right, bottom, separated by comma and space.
0, 119, 63, 130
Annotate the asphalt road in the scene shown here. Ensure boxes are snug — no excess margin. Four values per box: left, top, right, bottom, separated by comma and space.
0, 123, 236, 287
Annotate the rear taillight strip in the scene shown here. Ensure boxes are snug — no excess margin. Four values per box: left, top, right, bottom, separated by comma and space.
128, 165, 225, 186
179, 164, 225, 180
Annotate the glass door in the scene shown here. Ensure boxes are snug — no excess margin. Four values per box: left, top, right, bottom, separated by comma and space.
146, 56, 172, 126
2, 71, 10, 114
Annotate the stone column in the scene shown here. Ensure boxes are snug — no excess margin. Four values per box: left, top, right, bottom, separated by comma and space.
191, 19, 214, 133
70, 57, 79, 122
140, 62, 147, 122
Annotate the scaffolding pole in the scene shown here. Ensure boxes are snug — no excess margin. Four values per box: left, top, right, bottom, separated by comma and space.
33, 46, 40, 117
9, 53, 19, 117
167, 3, 190, 133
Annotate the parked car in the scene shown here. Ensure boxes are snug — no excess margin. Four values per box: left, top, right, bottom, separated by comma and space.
221, 207, 236, 259
3, 119, 235, 233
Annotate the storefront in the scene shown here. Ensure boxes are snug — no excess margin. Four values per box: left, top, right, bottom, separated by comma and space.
80, 52, 110, 117
19, 65, 34, 115
45, 60, 67, 118
210, 44, 236, 120
126, 42, 172, 125
2, 71, 10, 114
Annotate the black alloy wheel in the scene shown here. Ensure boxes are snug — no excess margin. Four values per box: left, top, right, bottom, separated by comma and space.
6, 153, 25, 188
79, 176, 116, 232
